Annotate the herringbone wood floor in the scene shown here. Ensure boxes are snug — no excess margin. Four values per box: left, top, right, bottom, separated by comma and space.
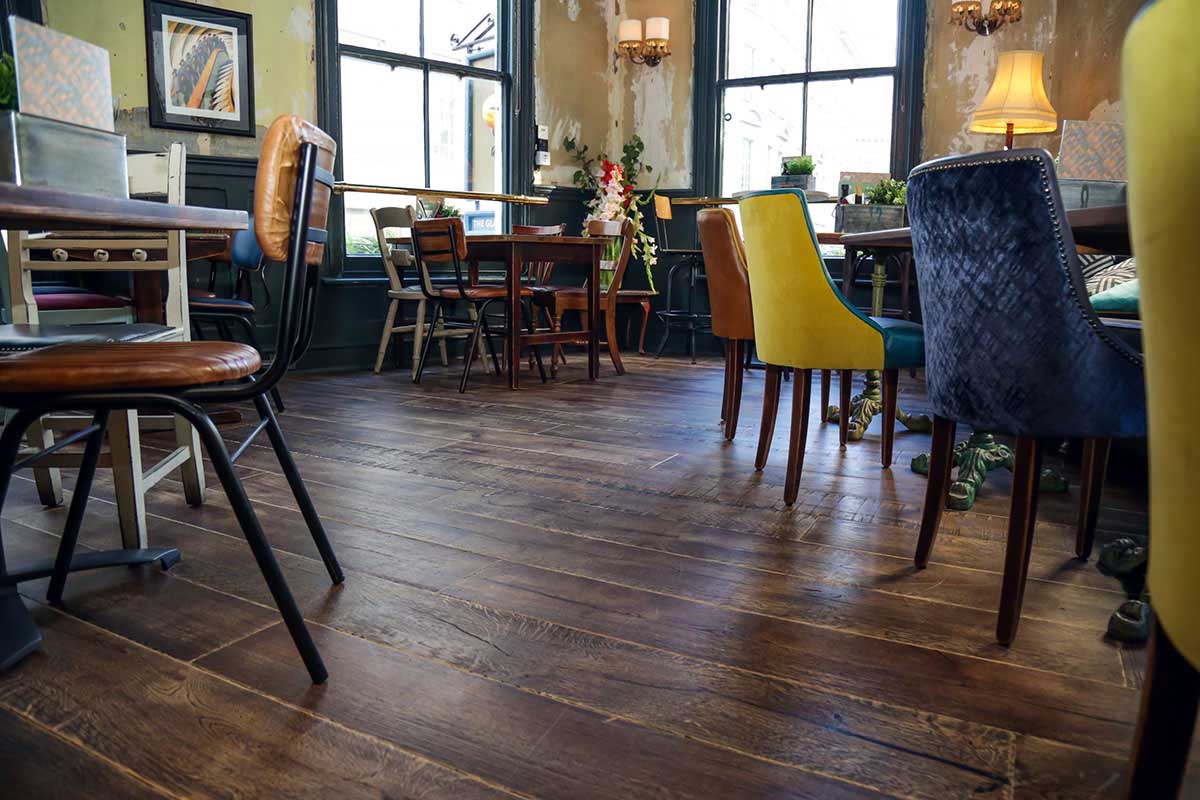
0, 355, 1190, 798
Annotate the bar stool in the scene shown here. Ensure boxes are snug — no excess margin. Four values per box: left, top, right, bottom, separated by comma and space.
651, 195, 711, 362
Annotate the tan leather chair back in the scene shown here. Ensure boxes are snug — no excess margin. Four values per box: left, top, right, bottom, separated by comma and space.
698, 208, 754, 341
254, 116, 337, 265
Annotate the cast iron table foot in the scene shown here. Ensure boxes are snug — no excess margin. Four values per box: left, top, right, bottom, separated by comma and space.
911, 431, 1068, 511
826, 370, 932, 441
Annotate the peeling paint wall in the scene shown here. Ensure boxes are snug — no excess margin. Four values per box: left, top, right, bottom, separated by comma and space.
535, 0, 694, 189
921, 0, 1141, 159
43, 0, 317, 158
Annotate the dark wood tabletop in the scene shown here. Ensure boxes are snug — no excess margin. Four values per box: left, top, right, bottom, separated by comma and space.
0, 183, 248, 232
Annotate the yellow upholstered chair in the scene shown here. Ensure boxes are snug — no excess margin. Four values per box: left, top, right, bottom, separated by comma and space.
1123, 2, 1200, 796
737, 189, 924, 504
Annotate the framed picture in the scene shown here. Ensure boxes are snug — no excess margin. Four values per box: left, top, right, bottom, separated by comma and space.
144, 0, 255, 137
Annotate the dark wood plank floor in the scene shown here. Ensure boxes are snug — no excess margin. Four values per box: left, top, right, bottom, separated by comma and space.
2, 355, 1192, 798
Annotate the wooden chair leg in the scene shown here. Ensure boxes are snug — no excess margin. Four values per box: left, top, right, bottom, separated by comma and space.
721, 340, 731, 424
820, 370, 831, 422
997, 436, 1043, 646
1075, 437, 1111, 560
604, 308, 625, 375
784, 369, 813, 506
725, 340, 745, 441
756, 365, 782, 471
27, 420, 62, 507
881, 368, 899, 468
108, 410, 148, 549
1126, 618, 1200, 799
638, 299, 651, 354
174, 415, 205, 506
375, 298, 399, 375
915, 416, 956, 569
839, 370, 853, 447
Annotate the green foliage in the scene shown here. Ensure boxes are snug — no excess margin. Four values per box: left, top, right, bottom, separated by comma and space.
782, 155, 815, 176
433, 203, 461, 218
0, 54, 16, 111
866, 178, 907, 206
346, 233, 380, 255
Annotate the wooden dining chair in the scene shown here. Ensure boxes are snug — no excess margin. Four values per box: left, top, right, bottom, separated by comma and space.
696, 208, 754, 440
0, 115, 345, 684
738, 190, 925, 505
515, 223, 569, 372
1123, 3, 1200, 795
906, 150, 1145, 647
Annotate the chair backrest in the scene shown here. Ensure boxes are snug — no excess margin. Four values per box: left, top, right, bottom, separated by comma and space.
737, 189, 885, 370
411, 216, 472, 300
230, 220, 265, 272
1124, 0, 1200, 670
513, 223, 565, 284
587, 218, 635, 313
696, 208, 754, 341
906, 149, 1144, 438
653, 194, 673, 249
127, 143, 186, 203
370, 206, 417, 292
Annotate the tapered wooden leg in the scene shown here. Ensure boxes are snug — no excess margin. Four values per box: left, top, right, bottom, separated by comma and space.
997, 436, 1042, 646
820, 370, 831, 422
1075, 437, 1111, 560
881, 368, 899, 468
784, 369, 813, 506
839, 370, 852, 447
27, 420, 62, 507
721, 340, 731, 424
375, 298, 399, 375
109, 410, 148, 549
756, 365, 782, 471
638, 299, 651, 354
915, 416, 957, 569
1126, 618, 1200, 799
604, 308, 625, 375
725, 340, 745, 441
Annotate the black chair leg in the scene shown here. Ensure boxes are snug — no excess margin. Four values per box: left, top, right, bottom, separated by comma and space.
253, 394, 343, 585
479, 302, 503, 376
0, 409, 46, 669
229, 315, 285, 415
182, 404, 327, 684
46, 410, 110, 605
524, 301, 547, 383
459, 307, 486, 393
414, 302, 442, 384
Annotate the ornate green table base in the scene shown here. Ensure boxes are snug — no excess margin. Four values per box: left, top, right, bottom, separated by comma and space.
826, 370, 932, 441
909, 431, 1069, 511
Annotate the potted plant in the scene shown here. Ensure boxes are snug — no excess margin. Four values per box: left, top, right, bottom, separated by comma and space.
771, 155, 816, 191
836, 178, 908, 233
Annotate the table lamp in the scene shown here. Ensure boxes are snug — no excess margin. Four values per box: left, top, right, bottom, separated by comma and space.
970, 50, 1058, 149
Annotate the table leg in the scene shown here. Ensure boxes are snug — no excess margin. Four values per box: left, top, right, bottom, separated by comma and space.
132, 273, 166, 325
589, 245, 601, 381
508, 244, 521, 389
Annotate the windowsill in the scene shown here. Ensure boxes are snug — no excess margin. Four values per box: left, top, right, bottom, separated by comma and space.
320, 275, 389, 286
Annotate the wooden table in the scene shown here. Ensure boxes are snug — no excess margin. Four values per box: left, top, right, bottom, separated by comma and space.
0, 182, 246, 671
388, 234, 610, 389
837, 205, 1130, 510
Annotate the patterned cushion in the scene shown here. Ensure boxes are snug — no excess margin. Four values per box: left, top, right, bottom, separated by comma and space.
1085, 257, 1138, 296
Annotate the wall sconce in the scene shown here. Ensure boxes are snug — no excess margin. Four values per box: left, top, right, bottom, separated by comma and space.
950, 0, 1022, 36
617, 17, 671, 67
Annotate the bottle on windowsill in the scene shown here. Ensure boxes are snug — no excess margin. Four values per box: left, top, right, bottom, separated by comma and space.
839, 183, 851, 204
854, 183, 863, 204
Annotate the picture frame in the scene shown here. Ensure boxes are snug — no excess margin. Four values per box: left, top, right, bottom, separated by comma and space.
144, 0, 255, 137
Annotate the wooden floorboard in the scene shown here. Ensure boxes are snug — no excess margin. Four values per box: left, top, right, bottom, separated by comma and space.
1, 356, 1170, 798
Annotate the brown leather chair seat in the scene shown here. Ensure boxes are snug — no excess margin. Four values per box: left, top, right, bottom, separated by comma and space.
188, 288, 219, 300
0, 341, 261, 395
438, 286, 533, 300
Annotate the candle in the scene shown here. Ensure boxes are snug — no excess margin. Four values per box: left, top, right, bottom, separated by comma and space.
618, 19, 642, 43
645, 17, 669, 41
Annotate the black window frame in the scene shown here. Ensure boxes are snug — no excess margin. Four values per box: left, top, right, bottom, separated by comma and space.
318, 0, 518, 277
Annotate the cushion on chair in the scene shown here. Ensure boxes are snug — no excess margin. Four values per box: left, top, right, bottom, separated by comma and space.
873, 317, 925, 370
0, 323, 172, 351
1090, 279, 1140, 314
0, 341, 262, 395
190, 296, 256, 313
34, 292, 129, 311
438, 286, 533, 300
1084, 256, 1137, 296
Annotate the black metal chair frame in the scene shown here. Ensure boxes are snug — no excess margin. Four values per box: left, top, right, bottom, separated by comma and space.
652, 213, 711, 362
409, 222, 546, 392
0, 142, 341, 684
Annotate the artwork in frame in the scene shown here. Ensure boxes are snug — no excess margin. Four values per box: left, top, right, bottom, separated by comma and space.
144, 0, 255, 137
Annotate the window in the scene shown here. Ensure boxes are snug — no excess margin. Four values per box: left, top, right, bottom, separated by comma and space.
335, 0, 508, 260
719, 0, 904, 234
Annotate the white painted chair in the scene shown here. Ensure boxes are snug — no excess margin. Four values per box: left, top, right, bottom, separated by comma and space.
5, 143, 206, 547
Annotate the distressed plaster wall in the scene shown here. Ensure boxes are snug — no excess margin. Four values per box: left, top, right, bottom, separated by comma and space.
42, 0, 317, 158
535, 0, 694, 189
921, 0, 1141, 158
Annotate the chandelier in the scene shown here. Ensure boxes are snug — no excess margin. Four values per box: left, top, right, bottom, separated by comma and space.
950, 1, 1022, 36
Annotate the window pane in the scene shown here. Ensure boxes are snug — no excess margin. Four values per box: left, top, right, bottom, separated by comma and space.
338, 0, 419, 56
340, 57, 425, 254
810, 0, 898, 71
805, 76, 894, 195
424, 0, 499, 65
726, 0, 808, 78
429, 71, 503, 234
720, 83, 805, 195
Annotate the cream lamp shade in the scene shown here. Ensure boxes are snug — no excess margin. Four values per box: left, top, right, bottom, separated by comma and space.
970, 50, 1058, 137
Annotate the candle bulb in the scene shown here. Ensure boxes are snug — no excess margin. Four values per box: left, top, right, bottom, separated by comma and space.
645, 17, 669, 41
618, 18, 642, 43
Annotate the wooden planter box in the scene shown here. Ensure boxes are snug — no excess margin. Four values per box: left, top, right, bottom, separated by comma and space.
835, 203, 906, 234
771, 174, 816, 191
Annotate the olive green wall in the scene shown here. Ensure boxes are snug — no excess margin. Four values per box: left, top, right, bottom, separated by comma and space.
42, 0, 317, 158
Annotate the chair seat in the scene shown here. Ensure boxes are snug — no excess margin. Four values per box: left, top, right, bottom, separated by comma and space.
874, 317, 925, 370
188, 288, 219, 300
0, 323, 173, 352
617, 289, 657, 299
439, 286, 533, 300
34, 292, 129, 311
190, 296, 256, 313
0, 341, 262, 395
